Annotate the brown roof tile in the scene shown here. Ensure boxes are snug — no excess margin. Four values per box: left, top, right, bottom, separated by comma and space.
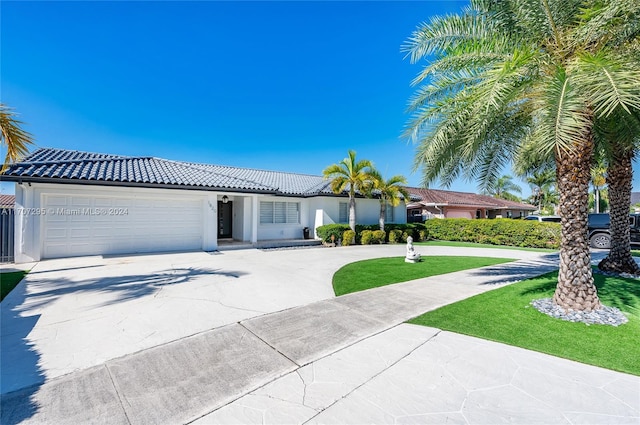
405, 187, 536, 210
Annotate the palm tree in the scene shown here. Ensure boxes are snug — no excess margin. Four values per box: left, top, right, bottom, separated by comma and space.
525, 170, 556, 213
591, 163, 607, 213
323, 150, 374, 233
485, 175, 521, 202
597, 110, 640, 274
1, 104, 33, 172
367, 169, 410, 231
403, 0, 640, 312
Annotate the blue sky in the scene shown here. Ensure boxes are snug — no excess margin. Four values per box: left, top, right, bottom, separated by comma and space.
1, 1, 637, 198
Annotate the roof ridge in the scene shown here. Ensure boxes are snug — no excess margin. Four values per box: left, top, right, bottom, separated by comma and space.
160, 159, 279, 191
184, 160, 324, 179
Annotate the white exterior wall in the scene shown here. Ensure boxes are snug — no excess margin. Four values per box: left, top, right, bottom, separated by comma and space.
257, 195, 310, 240
231, 196, 245, 241
12, 182, 409, 262
307, 196, 408, 238
13, 183, 223, 262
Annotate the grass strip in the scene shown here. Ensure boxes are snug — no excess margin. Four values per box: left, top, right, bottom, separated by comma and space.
332, 256, 514, 296
409, 270, 640, 375
416, 240, 557, 253
1, 271, 28, 302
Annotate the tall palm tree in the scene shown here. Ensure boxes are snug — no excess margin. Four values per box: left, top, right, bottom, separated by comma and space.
323, 150, 374, 233
1, 104, 33, 172
598, 146, 640, 274
403, 0, 640, 312
525, 170, 556, 213
597, 109, 640, 274
485, 175, 521, 201
591, 163, 607, 213
367, 169, 410, 231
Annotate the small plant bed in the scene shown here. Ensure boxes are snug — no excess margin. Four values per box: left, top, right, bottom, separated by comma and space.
632, 250, 640, 257
408, 270, 640, 375
416, 240, 557, 253
1, 271, 28, 302
332, 256, 514, 296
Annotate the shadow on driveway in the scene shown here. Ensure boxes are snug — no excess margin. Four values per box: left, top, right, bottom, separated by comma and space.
0, 265, 246, 424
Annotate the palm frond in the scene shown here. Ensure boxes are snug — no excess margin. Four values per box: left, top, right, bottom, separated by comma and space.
572, 52, 640, 117
1, 104, 34, 172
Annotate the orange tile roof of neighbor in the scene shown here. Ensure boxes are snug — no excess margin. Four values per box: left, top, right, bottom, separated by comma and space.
405, 187, 536, 211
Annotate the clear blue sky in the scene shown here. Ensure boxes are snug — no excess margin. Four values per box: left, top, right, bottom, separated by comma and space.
1, 1, 637, 198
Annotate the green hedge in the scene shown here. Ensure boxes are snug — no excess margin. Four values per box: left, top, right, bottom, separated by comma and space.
316, 223, 427, 244
355, 223, 427, 242
316, 224, 351, 243
423, 218, 560, 249
316, 219, 560, 249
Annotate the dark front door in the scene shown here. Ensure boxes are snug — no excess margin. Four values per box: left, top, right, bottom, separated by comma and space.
218, 201, 233, 238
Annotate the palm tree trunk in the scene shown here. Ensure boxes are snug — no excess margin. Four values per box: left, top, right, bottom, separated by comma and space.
598, 148, 640, 275
348, 195, 357, 233
379, 202, 386, 231
553, 140, 601, 312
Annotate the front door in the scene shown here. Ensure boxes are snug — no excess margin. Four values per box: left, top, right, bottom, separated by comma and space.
218, 201, 233, 238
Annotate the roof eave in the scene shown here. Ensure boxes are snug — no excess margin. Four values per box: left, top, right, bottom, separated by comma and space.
3, 176, 281, 195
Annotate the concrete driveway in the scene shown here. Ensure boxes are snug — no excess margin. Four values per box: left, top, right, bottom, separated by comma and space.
1, 245, 551, 395
2, 246, 637, 425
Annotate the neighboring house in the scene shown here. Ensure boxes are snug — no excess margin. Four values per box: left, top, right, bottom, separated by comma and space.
0, 195, 15, 208
0, 195, 16, 263
1, 148, 407, 262
405, 187, 536, 221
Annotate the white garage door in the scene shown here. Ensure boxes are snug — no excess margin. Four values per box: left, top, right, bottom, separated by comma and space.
42, 193, 204, 259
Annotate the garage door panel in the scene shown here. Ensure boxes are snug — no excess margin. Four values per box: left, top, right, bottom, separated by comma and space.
43, 194, 204, 259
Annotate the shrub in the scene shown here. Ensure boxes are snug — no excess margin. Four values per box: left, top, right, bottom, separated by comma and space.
360, 230, 374, 245
355, 223, 426, 243
388, 229, 403, 243
418, 229, 428, 241
316, 224, 351, 243
423, 218, 560, 249
372, 230, 386, 244
342, 230, 356, 246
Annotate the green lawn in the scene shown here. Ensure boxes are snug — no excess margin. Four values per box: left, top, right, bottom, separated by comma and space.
1, 271, 28, 302
416, 240, 557, 253
332, 256, 514, 296
409, 270, 640, 375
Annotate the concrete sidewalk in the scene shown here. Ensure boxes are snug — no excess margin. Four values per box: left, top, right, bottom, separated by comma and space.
3, 253, 638, 424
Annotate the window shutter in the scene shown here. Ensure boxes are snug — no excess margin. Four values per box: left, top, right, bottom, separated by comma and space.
260, 202, 273, 224
339, 202, 348, 223
287, 202, 299, 223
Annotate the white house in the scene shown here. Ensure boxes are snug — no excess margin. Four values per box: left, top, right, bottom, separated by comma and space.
2, 148, 407, 262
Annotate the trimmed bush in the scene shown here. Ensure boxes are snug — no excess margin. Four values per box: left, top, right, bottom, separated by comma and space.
388, 229, 403, 243
355, 223, 425, 242
423, 218, 560, 249
372, 230, 386, 244
316, 224, 351, 243
342, 230, 356, 246
418, 229, 428, 241
360, 230, 374, 245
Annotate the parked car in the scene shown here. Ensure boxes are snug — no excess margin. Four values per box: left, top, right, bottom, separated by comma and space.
524, 215, 562, 223
588, 213, 640, 249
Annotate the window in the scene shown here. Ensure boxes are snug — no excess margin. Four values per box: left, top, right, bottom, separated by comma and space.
385, 204, 394, 222
339, 202, 348, 223
260, 201, 300, 224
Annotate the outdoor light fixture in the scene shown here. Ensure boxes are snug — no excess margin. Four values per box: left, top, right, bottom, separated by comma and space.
222, 195, 229, 204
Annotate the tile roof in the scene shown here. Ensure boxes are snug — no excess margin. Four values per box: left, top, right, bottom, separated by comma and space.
1, 148, 342, 197
405, 187, 536, 210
